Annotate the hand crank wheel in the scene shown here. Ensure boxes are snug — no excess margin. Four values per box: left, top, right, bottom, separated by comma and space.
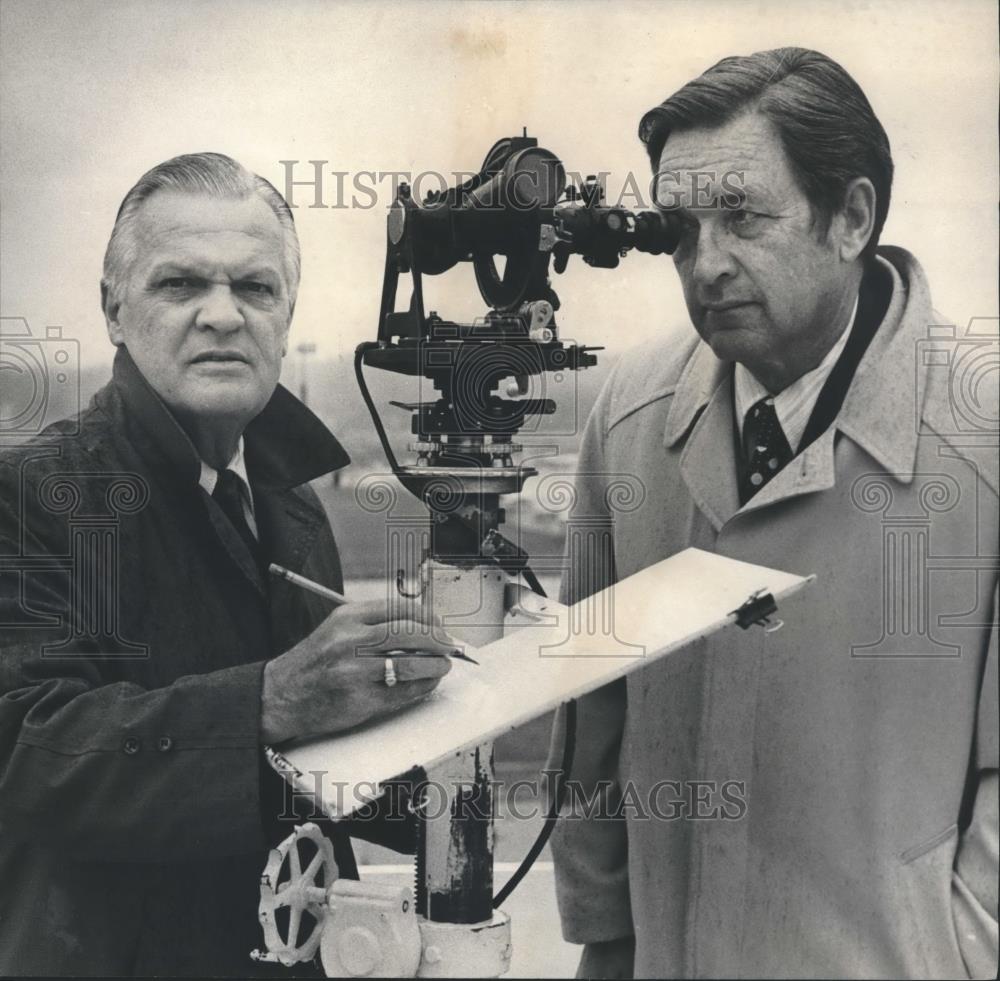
256, 823, 337, 966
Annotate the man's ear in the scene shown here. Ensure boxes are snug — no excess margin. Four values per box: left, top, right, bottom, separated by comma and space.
837, 177, 877, 263
101, 280, 126, 347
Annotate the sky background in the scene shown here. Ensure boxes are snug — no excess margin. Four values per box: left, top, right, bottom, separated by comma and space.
2, 0, 997, 373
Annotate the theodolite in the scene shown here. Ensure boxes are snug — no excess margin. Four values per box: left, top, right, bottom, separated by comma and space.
252, 133, 680, 977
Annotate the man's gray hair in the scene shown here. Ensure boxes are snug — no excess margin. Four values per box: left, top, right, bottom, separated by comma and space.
102, 152, 300, 307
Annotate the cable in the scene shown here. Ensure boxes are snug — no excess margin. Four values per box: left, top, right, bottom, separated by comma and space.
492, 698, 576, 908
354, 343, 402, 475
521, 566, 547, 598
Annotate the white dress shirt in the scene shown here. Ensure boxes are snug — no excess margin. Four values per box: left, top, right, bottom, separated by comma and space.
734, 295, 859, 452
198, 436, 259, 538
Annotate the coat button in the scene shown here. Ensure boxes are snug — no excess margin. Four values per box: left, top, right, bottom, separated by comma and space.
122, 736, 141, 755
157, 736, 173, 752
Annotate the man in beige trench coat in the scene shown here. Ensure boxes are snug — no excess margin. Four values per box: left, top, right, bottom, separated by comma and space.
548, 48, 998, 979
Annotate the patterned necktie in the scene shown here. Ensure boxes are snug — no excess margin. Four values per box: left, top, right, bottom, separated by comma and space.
212, 468, 259, 559
740, 397, 793, 503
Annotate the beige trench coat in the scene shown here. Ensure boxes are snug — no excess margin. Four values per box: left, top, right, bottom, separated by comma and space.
549, 247, 998, 979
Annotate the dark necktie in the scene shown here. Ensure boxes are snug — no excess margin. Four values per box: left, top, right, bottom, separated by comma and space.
740, 397, 793, 503
212, 468, 260, 560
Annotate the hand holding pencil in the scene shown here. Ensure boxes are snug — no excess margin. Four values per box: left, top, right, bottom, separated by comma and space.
260, 564, 474, 745
268, 563, 478, 664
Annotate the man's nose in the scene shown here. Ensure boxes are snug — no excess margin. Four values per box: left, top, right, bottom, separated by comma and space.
690, 220, 737, 288
194, 284, 244, 332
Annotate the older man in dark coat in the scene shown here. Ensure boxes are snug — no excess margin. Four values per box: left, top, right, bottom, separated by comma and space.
0, 153, 454, 976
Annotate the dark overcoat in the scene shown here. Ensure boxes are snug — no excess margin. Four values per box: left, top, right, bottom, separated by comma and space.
0, 346, 354, 975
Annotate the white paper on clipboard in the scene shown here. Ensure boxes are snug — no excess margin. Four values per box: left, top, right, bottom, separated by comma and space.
267, 547, 813, 818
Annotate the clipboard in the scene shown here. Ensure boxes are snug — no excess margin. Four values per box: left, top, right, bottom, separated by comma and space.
267, 547, 813, 819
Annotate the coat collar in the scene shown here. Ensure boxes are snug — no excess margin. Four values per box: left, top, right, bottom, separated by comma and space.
100, 345, 350, 492
833, 246, 927, 484
663, 337, 730, 448
661, 247, 933, 527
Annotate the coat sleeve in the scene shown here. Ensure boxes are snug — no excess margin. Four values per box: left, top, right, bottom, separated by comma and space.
547, 361, 635, 945
0, 463, 270, 864
952, 583, 999, 979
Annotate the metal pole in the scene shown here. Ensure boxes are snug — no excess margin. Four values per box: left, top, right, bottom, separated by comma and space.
296, 342, 316, 406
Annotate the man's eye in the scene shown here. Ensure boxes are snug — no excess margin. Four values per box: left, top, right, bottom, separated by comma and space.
671, 213, 699, 250
670, 212, 698, 238
158, 277, 201, 290
728, 210, 765, 232
237, 281, 275, 296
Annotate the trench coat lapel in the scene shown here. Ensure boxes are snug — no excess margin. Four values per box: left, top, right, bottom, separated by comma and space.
734, 425, 837, 517
667, 346, 740, 531
202, 488, 268, 594
835, 247, 924, 483
254, 482, 328, 581
244, 382, 350, 588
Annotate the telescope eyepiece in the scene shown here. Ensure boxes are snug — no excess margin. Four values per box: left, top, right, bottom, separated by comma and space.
633, 208, 680, 255
551, 199, 680, 265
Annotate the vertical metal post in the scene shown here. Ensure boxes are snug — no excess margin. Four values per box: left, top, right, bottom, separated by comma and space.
417, 562, 506, 927
296, 342, 316, 406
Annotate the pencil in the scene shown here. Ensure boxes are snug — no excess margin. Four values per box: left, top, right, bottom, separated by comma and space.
267, 563, 478, 664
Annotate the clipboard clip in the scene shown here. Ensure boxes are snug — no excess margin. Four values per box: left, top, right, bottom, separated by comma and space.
730, 588, 783, 632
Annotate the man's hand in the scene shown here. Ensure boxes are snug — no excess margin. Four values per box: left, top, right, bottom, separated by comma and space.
260, 600, 458, 744
577, 936, 635, 980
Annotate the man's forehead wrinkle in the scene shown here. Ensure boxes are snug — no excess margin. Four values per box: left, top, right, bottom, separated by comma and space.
145, 227, 283, 257
657, 124, 806, 218
145, 251, 283, 279
659, 128, 774, 170
139, 233, 284, 277
658, 112, 790, 173
659, 146, 760, 176
139, 217, 285, 255
131, 202, 287, 285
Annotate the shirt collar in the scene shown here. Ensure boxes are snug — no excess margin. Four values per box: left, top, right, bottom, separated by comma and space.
198, 436, 253, 509
734, 293, 858, 451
